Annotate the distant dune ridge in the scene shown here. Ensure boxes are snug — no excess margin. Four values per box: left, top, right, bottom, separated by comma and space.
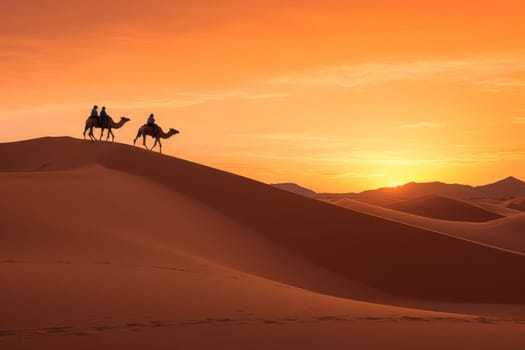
275, 176, 525, 201
386, 195, 504, 222
1, 137, 525, 350
504, 197, 525, 212
274, 176, 525, 221
325, 197, 525, 254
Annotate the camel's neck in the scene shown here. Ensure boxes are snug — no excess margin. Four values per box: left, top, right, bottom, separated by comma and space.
159, 130, 176, 138
111, 119, 128, 128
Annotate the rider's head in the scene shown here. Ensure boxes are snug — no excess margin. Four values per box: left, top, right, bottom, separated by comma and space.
93, 105, 98, 109
102, 106, 106, 110
150, 113, 154, 117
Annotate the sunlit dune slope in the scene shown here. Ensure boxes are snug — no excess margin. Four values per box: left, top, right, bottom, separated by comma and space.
326, 198, 525, 254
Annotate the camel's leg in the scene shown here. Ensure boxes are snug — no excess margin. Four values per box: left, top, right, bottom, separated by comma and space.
142, 135, 148, 150
106, 129, 112, 142
151, 138, 158, 150
99, 128, 105, 141
110, 130, 115, 142
83, 125, 89, 139
134, 130, 143, 146
158, 139, 162, 154
89, 127, 96, 141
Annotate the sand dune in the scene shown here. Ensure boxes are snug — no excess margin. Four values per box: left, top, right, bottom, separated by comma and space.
272, 182, 317, 197
328, 198, 525, 254
314, 181, 482, 206
386, 195, 504, 222
504, 197, 525, 212
1, 137, 524, 349
3, 137, 525, 302
466, 198, 523, 217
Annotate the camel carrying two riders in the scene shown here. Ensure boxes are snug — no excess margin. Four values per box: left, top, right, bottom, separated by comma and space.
83, 105, 131, 142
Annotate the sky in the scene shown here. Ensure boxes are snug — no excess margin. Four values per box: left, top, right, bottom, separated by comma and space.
2, 0, 525, 192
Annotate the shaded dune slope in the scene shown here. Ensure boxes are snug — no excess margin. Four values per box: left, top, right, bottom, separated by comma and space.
1, 137, 525, 303
1, 166, 384, 305
387, 195, 504, 222
504, 197, 525, 212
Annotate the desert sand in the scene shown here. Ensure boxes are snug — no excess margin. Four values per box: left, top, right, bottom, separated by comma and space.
1, 137, 524, 349
326, 197, 525, 254
386, 195, 504, 222
467, 198, 524, 217
504, 197, 525, 212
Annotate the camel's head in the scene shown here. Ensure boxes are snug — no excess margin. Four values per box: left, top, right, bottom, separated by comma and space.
169, 128, 180, 135
121, 116, 131, 122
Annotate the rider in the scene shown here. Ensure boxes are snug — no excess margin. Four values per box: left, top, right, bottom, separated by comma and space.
99, 106, 109, 127
90, 105, 99, 119
147, 113, 158, 136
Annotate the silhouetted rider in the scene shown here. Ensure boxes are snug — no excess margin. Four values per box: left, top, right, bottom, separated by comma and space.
100, 106, 110, 127
90, 105, 99, 119
147, 113, 158, 136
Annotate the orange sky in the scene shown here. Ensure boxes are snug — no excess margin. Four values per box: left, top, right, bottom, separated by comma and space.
2, 0, 525, 192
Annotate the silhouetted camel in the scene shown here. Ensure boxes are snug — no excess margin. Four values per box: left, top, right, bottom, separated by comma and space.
83, 116, 131, 142
133, 125, 179, 153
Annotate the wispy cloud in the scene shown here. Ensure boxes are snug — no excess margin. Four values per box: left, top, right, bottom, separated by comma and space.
400, 122, 447, 129
324, 171, 385, 179
231, 132, 351, 151
3, 103, 87, 116
513, 117, 525, 124
228, 136, 496, 169
235, 132, 339, 143
216, 147, 525, 170
114, 90, 289, 109
267, 54, 525, 90
2, 89, 289, 115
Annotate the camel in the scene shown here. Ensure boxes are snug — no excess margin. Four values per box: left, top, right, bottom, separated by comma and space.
83, 116, 131, 142
133, 125, 180, 153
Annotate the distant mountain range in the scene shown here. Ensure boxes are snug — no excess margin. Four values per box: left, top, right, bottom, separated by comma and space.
272, 176, 525, 205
